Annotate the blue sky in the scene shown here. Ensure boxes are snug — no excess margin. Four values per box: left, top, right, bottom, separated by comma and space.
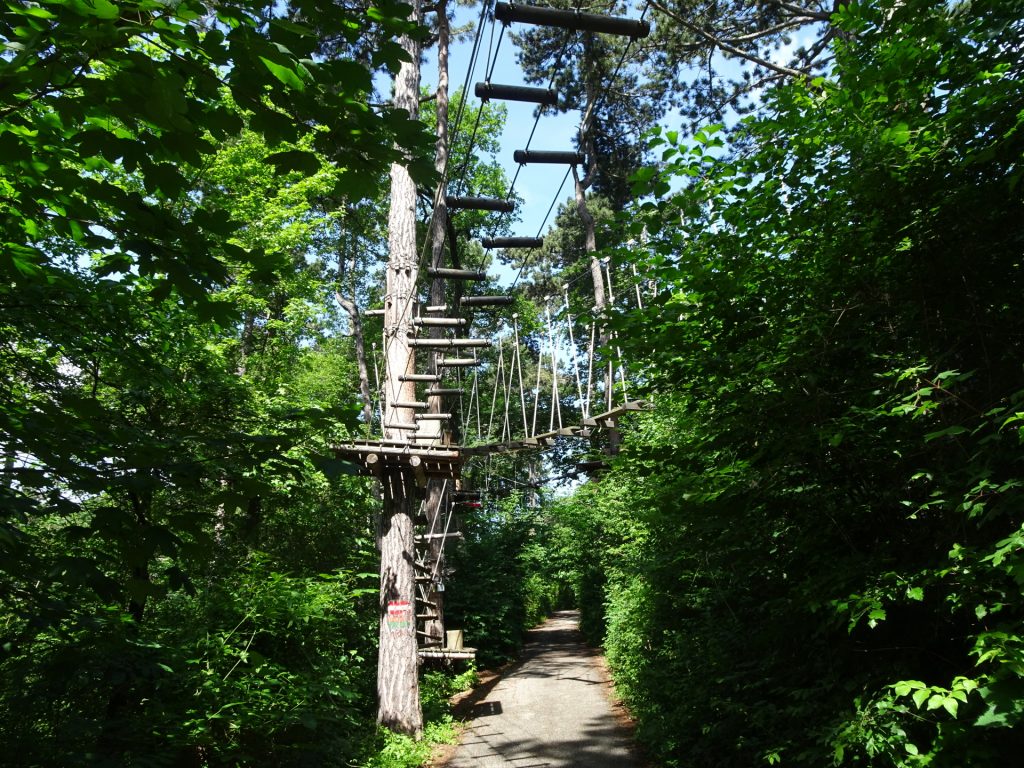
424, 5, 586, 240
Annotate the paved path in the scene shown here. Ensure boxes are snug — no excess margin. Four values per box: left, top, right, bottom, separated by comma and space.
444, 611, 642, 768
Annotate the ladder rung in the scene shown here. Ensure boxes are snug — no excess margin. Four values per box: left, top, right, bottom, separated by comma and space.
427, 388, 462, 396
407, 338, 491, 348
417, 613, 440, 620
446, 195, 515, 213
513, 149, 585, 165
399, 374, 441, 382
437, 358, 480, 367
416, 532, 464, 541
390, 401, 428, 409
461, 296, 514, 307
475, 82, 557, 106
425, 305, 447, 313
426, 267, 487, 280
364, 308, 385, 317
415, 413, 452, 420
385, 422, 420, 431
495, 1, 651, 39
482, 237, 543, 249
414, 317, 468, 327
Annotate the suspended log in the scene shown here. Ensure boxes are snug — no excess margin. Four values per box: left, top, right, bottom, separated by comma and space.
445, 195, 515, 213
425, 304, 448, 313
399, 373, 441, 382
513, 149, 584, 165
386, 422, 420, 431
426, 267, 487, 280
481, 236, 543, 249
414, 317, 467, 327
437, 357, 480, 367
475, 81, 557, 106
391, 400, 428, 409
364, 308, 386, 317
427, 387, 462, 396
494, 1, 651, 38
460, 295, 514, 307
415, 413, 452, 420
407, 338, 491, 348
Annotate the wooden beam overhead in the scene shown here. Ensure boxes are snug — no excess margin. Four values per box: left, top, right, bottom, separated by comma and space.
475, 81, 557, 106
513, 149, 585, 165
494, 1, 651, 38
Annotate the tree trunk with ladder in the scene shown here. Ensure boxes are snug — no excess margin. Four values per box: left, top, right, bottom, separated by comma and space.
378, 0, 424, 737
419, 0, 450, 650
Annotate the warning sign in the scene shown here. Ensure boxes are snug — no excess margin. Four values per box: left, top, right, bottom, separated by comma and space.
387, 600, 412, 633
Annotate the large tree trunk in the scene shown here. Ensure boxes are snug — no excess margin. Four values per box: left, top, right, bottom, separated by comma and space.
419, 0, 450, 649
377, 0, 424, 738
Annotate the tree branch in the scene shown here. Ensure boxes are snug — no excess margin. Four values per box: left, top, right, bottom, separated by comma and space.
650, 1, 808, 80
767, 0, 833, 22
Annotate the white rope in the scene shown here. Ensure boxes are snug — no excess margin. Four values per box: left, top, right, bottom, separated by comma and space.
531, 325, 543, 438
562, 288, 586, 424
544, 299, 562, 431
512, 315, 529, 439
585, 321, 595, 420
486, 342, 505, 441
631, 262, 644, 310
603, 258, 629, 403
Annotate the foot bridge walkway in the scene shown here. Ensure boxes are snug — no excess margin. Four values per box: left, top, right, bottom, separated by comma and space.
441, 611, 643, 768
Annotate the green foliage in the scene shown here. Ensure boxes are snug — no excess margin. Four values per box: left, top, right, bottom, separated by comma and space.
445, 490, 563, 665
548, 1, 1024, 765
0, 0, 434, 763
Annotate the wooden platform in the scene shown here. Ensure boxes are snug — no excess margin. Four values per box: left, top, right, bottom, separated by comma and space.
418, 647, 477, 660
335, 401, 653, 476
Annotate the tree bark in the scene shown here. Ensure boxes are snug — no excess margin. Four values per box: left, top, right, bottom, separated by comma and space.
419, 0, 450, 649
335, 289, 374, 430
378, 0, 424, 738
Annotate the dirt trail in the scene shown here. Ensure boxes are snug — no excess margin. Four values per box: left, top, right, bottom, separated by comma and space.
440, 610, 642, 768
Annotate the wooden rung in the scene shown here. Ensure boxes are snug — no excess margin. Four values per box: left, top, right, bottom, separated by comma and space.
460, 295, 514, 307
407, 338, 491, 349
482, 236, 543, 249
417, 613, 440, 620
558, 426, 583, 436
445, 195, 515, 213
390, 401, 428, 409
399, 374, 441, 382
475, 82, 557, 106
495, 1, 651, 39
364, 308, 385, 316
385, 422, 420, 431
513, 149, 585, 165
438, 357, 480, 367
425, 305, 447, 313
427, 388, 462, 396
426, 267, 487, 280
415, 413, 452, 420
415, 532, 464, 541
414, 317, 468, 327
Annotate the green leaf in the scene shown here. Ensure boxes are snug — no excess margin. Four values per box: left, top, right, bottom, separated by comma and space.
259, 56, 305, 91
882, 121, 911, 145
912, 688, 930, 708
265, 150, 321, 175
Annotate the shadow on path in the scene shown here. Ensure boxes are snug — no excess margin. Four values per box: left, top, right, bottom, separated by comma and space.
440, 611, 642, 768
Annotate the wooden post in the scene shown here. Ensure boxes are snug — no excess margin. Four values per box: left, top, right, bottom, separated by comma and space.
420, 0, 450, 651
378, 0, 424, 738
